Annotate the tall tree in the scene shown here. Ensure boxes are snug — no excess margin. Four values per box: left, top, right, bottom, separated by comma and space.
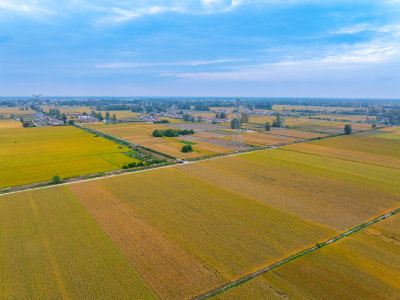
344, 124, 352, 135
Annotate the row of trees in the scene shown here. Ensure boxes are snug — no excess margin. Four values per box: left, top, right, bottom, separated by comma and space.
152, 129, 194, 137
90, 111, 117, 123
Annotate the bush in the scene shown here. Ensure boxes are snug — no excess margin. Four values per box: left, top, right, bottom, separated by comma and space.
265, 122, 271, 131
52, 175, 61, 184
181, 145, 193, 153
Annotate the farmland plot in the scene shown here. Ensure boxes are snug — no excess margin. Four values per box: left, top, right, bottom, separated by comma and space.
214, 214, 400, 300
0, 186, 157, 299
0, 125, 137, 188
87, 122, 235, 158
69, 182, 226, 299
284, 135, 400, 169
71, 168, 336, 283
178, 151, 400, 230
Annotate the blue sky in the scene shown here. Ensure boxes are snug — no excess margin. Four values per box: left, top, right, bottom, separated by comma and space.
0, 0, 399, 97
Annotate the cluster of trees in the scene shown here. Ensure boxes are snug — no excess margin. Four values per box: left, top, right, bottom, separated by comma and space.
48, 108, 61, 119
153, 119, 170, 123
152, 129, 194, 137
105, 112, 118, 123
181, 145, 193, 152
91, 111, 104, 121
272, 113, 282, 127
230, 113, 250, 129
215, 112, 228, 119
182, 113, 196, 122
122, 161, 145, 169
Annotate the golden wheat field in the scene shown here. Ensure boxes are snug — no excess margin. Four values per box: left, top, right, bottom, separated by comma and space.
215, 213, 400, 300
0, 125, 137, 188
0, 186, 157, 299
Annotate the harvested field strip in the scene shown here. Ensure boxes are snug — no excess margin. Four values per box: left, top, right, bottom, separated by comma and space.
76, 168, 336, 281
178, 155, 400, 230
69, 182, 226, 299
0, 186, 157, 299
206, 209, 400, 300
265, 128, 327, 139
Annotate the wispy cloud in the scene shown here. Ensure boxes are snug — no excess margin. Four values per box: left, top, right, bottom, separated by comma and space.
97, 6, 183, 24
96, 59, 241, 69
161, 42, 400, 81
0, 0, 54, 16
332, 23, 400, 35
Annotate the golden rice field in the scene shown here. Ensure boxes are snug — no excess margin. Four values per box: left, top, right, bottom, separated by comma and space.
1, 132, 399, 298
0, 125, 138, 188
69, 167, 335, 294
284, 134, 400, 169
0, 119, 22, 129
313, 114, 371, 122
273, 104, 357, 112
178, 149, 400, 230
214, 213, 400, 300
0, 106, 35, 117
0, 186, 157, 299
266, 128, 327, 139
86, 122, 169, 140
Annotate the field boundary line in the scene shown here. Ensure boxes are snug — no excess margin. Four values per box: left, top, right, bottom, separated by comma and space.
192, 207, 400, 299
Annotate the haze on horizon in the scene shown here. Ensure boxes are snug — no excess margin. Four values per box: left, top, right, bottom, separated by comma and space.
0, 0, 400, 98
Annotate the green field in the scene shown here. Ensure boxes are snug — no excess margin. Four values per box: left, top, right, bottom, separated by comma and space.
0, 124, 138, 188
